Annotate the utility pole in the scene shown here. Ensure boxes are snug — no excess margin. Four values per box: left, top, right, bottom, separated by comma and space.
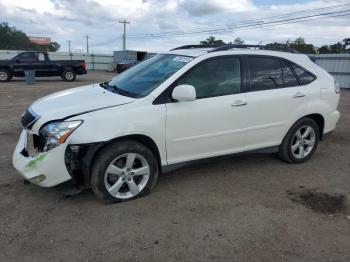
118, 19, 130, 51
86, 35, 89, 54
68, 40, 71, 54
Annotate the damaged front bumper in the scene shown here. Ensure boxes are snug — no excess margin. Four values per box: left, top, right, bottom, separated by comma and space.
12, 130, 72, 187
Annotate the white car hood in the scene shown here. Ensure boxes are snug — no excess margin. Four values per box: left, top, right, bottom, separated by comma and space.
30, 84, 135, 127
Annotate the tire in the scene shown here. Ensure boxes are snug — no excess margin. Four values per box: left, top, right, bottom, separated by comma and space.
91, 140, 159, 203
0, 68, 12, 82
61, 69, 76, 81
279, 117, 320, 163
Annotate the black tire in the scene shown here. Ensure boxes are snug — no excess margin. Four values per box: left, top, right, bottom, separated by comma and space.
0, 68, 12, 82
61, 69, 76, 81
91, 140, 159, 203
279, 117, 320, 163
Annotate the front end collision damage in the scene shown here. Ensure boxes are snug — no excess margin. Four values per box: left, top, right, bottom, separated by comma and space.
64, 142, 106, 189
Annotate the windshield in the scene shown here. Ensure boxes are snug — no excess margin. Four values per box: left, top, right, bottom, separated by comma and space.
107, 54, 193, 98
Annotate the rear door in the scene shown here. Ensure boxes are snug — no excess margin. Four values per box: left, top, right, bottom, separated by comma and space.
34, 52, 51, 76
240, 56, 309, 148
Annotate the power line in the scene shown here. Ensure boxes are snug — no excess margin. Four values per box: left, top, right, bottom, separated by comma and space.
126, 5, 350, 39
119, 19, 130, 50
129, 9, 350, 38
129, 2, 350, 37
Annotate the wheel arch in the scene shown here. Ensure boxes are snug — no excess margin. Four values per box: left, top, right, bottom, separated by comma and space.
70, 134, 163, 188
0, 66, 13, 75
92, 134, 162, 178
282, 113, 325, 143
303, 113, 325, 140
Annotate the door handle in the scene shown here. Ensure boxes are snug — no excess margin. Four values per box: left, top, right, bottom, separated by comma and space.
231, 100, 247, 107
293, 92, 306, 98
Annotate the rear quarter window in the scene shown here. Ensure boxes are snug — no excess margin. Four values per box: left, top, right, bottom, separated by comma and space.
291, 63, 316, 85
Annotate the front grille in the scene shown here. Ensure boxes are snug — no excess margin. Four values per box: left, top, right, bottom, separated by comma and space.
21, 108, 40, 129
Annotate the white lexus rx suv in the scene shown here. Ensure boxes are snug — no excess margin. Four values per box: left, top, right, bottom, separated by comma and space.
13, 45, 340, 203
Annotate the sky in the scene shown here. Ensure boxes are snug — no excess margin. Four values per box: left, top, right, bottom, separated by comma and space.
0, 0, 349, 54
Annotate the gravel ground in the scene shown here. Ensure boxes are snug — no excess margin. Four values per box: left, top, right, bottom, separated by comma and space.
0, 71, 349, 262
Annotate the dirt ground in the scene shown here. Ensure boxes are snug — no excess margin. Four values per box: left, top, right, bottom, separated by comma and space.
0, 71, 349, 262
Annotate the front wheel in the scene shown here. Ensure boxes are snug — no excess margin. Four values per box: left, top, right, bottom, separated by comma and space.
0, 68, 12, 82
279, 118, 320, 163
61, 69, 76, 81
91, 140, 159, 203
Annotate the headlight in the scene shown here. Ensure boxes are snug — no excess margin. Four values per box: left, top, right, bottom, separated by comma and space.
40, 120, 82, 151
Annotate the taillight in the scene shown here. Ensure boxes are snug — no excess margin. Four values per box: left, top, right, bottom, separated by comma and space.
334, 79, 340, 94
81, 62, 86, 70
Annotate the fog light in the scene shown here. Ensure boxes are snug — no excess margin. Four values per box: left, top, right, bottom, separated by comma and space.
29, 174, 46, 184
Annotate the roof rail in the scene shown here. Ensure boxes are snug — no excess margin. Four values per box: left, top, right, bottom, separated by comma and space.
208, 44, 300, 53
170, 44, 223, 51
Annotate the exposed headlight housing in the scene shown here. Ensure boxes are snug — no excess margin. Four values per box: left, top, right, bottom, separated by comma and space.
40, 120, 82, 151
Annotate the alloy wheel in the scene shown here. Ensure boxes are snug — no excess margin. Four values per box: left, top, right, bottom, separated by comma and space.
0, 71, 8, 81
65, 72, 74, 80
104, 153, 150, 199
290, 125, 316, 159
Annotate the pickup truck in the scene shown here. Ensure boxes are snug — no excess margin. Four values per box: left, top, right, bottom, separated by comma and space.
0, 51, 87, 82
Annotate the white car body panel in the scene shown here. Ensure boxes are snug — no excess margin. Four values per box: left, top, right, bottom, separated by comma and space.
30, 84, 135, 133
12, 48, 340, 187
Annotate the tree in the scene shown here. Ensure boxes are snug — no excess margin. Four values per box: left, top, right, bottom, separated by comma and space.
288, 37, 316, 54
200, 36, 225, 46
0, 22, 30, 50
317, 38, 350, 54
342, 38, 350, 53
317, 45, 331, 54
233, 37, 244, 45
0, 22, 60, 51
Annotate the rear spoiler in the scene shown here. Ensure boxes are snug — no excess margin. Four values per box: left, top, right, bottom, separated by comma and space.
308, 55, 317, 63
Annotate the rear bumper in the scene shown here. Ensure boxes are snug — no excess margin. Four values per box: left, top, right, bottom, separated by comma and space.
76, 68, 87, 75
324, 110, 340, 134
12, 130, 72, 187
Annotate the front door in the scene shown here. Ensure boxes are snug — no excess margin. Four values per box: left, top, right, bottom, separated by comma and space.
12, 52, 49, 77
165, 56, 249, 164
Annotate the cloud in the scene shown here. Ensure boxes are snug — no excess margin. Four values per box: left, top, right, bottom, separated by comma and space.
0, 0, 349, 53
178, 0, 256, 16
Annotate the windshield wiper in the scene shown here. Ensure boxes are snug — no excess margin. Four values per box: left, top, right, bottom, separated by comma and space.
99, 81, 119, 94
109, 84, 138, 98
100, 81, 137, 98
100, 81, 111, 89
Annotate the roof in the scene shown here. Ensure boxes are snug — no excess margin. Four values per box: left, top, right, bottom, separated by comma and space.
164, 48, 211, 57
163, 44, 301, 58
163, 47, 306, 60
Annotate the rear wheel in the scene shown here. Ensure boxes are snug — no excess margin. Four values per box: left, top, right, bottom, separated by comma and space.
61, 69, 76, 81
91, 140, 158, 203
0, 68, 12, 82
279, 118, 319, 163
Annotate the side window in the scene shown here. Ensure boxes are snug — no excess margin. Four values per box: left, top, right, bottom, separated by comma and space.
17, 53, 36, 62
177, 57, 241, 99
247, 57, 283, 91
291, 64, 315, 85
281, 60, 299, 87
37, 53, 45, 61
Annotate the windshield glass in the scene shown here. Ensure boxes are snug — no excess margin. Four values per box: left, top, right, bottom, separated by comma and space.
107, 54, 193, 98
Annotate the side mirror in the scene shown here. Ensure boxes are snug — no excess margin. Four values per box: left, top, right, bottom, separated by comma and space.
172, 84, 196, 102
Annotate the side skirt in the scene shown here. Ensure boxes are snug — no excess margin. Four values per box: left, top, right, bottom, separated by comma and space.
161, 146, 279, 173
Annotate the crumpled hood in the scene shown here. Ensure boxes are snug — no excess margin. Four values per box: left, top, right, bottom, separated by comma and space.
30, 84, 135, 126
